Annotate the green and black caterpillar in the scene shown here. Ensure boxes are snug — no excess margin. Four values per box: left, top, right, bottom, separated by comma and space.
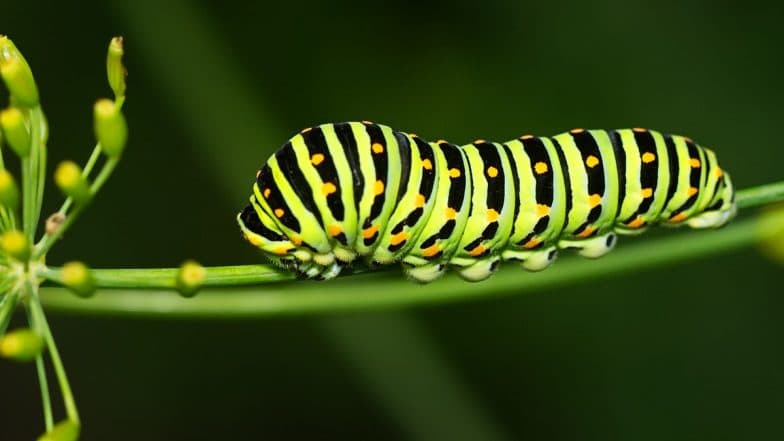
238, 122, 736, 283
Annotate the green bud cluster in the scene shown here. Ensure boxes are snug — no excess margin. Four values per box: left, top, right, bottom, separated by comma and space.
0, 35, 131, 438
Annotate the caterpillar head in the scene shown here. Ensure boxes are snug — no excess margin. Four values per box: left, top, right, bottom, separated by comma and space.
687, 171, 737, 229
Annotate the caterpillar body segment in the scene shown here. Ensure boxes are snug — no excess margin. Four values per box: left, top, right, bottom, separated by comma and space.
238, 122, 736, 283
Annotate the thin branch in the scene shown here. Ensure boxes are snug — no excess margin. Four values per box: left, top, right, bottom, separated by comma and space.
37, 210, 773, 318
29, 293, 80, 424
25, 292, 54, 431
38, 180, 784, 290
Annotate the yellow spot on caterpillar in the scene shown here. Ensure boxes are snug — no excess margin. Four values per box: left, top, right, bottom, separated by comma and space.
322, 182, 337, 196
247, 234, 263, 247
486, 209, 499, 222
689, 158, 701, 168
576, 226, 596, 238
256, 170, 261, 178
687, 187, 698, 197
390, 231, 408, 246
588, 194, 602, 207
263, 188, 271, 198
487, 166, 498, 178
301, 127, 313, 133
445, 207, 457, 220
641, 188, 653, 198
670, 212, 687, 222
372, 143, 384, 154
363, 224, 379, 239
291, 235, 303, 246
570, 128, 585, 134
422, 158, 433, 170
449, 168, 461, 178
273, 246, 289, 255
436, 139, 448, 144
715, 167, 723, 178
474, 139, 486, 144
632, 127, 647, 133
534, 162, 548, 174
627, 216, 645, 228
311, 153, 325, 165
683, 136, 694, 143
415, 194, 426, 208
274, 208, 285, 218
374, 180, 385, 195
521, 134, 535, 140
469, 244, 487, 257
585, 155, 600, 168
410, 133, 418, 138
328, 224, 343, 237
641, 152, 656, 163
536, 204, 550, 217
422, 244, 441, 257
522, 238, 540, 249
361, 120, 374, 124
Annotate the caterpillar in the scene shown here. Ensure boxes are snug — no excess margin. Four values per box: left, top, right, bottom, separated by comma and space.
238, 122, 736, 283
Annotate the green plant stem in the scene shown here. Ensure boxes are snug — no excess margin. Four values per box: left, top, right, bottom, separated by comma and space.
32, 107, 46, 234
37, 211, 772, 318
736, 180, 784, 209
0, 291, 18, 335
41, 264, 296, 288
22, 106, 43, 240
34, 157, 119, 259
36, 179, 784, 291
21, 155, 32, 237
29, 292, 80, 424
25, 289, 54, 431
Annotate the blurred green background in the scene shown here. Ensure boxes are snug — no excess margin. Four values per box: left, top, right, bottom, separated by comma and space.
2, 1, 784, 439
